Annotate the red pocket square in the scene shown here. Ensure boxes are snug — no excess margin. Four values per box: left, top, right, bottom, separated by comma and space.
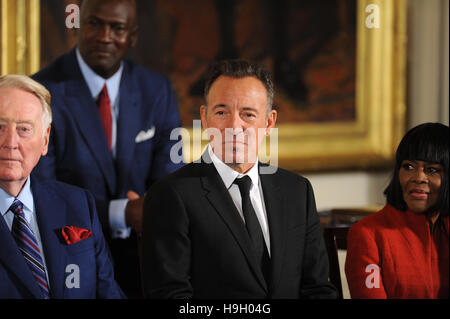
61, 226, 92, 245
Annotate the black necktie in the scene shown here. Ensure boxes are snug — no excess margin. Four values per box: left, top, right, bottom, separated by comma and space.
234, 176, 270, 282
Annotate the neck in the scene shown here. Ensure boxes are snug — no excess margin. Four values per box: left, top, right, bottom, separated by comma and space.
0, 179, 26, 197
428, 211, 440, 225
226, 162, 256, 174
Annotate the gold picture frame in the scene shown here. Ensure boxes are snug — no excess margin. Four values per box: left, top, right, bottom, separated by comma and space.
2, 0, 406, 173
276, 0, 407, 172
1, 0, 40, 75
183, 0, 407, 172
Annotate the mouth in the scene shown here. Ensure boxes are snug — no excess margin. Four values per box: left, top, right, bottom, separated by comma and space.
93, 52, 111, 57
223, 141, 248, 146
409, 189, 429, 199
90, 48, 113, 57
0, 159, 21, 165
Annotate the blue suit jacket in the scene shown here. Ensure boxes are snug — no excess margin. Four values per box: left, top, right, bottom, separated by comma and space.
31, 48, 183, 228
0, 176, 124, 298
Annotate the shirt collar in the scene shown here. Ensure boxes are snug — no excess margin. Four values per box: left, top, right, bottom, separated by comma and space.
208, 144, 259, 190
75, 47, 123, 105
0, 177, 34, 217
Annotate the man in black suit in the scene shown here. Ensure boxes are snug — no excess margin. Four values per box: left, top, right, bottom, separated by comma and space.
142, 59, 337, 298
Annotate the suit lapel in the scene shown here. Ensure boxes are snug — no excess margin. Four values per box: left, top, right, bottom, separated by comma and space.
62, 49, 116, 194
0, 214, 44, 298
31, 178, 67, 299
115, 62, 140, 191
200, 156, 268, 293
259, 165, 287, 293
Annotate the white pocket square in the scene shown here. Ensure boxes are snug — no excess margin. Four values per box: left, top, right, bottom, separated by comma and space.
135, 126, 155, 143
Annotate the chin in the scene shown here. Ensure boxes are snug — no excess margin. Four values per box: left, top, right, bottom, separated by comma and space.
0, 173, 22, 182
407, 205, 429, 215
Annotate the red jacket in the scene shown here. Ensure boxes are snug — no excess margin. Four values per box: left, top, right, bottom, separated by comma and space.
345, 205, 449, 299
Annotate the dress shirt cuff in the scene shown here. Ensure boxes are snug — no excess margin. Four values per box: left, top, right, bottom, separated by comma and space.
109, 199, 132, 239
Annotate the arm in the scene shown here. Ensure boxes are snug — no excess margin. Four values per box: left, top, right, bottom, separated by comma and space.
300, 179, 338, 299
142, 180, 193, 299
84, 190, 125, 299
148, 78, 184, 185
345, 223, 387, 299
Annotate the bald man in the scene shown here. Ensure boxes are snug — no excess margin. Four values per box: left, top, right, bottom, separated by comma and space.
32, 0, 183, 297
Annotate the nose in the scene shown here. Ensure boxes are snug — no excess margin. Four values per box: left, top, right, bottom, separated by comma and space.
228, 111, 245, 135
96, 25, 113, 43
1, 126, 19, 149
412, 167, 428, 184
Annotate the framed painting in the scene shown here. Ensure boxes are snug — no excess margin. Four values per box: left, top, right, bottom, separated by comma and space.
170, 0, 407, 172
1, 0, 406, 172
127, 0, 406, 172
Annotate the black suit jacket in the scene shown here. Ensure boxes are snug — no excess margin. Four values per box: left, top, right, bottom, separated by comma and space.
142, 154, 337, 299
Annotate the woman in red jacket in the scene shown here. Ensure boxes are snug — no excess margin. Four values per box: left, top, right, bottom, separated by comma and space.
345, 122, 449, 298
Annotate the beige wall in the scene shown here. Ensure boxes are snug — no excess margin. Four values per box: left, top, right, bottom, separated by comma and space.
307, 0, 449, 212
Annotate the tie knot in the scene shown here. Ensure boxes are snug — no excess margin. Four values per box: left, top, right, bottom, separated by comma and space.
98, 84, 110, 103
234, 175, 252, 195
9, 199, 24, 216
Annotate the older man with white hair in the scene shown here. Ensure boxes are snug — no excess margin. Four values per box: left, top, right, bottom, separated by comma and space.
0, 75, 123, 298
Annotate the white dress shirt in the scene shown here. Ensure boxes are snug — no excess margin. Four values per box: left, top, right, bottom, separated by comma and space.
208, 145, 271, 255
76, 48, 130, 239
0, 177, 51, 287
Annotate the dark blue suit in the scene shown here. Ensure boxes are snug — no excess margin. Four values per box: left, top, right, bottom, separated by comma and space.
31, 48, 183, 296
0, 177, 123, 298
32, 48, 183, 225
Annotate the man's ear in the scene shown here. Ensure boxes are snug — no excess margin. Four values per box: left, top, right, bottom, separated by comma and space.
200, 105, 207, 130
265, 110, 277, 136
41, 125, 51, 156
129, 26, 138, 48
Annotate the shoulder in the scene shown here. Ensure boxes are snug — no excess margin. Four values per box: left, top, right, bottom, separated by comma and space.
348, 205, 404, 238
260, 164, 313, 191
149, 161, 206, 190
32, 177, 93, 204
32, 51, 72, 84
122, 59, 172, 89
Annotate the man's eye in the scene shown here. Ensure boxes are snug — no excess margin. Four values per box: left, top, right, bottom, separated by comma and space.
113, 25, 126, 32
87, 20, 98, 26
17, 126, 32, 136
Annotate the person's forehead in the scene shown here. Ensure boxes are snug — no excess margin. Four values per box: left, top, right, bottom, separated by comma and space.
82, 0, 135, 23
209, 76, 267, 96
402, 159, 443, 166
0, 87, 43, 112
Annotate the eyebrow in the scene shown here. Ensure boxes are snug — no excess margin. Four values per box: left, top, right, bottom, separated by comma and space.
211, 104, 228, 110
86, 15, 128, 25
210, 104, 259, 113
0, 118, 34, 125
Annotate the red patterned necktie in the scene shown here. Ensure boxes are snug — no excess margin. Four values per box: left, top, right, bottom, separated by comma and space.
10, 199, 50, 299
97, 84, 112, 151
